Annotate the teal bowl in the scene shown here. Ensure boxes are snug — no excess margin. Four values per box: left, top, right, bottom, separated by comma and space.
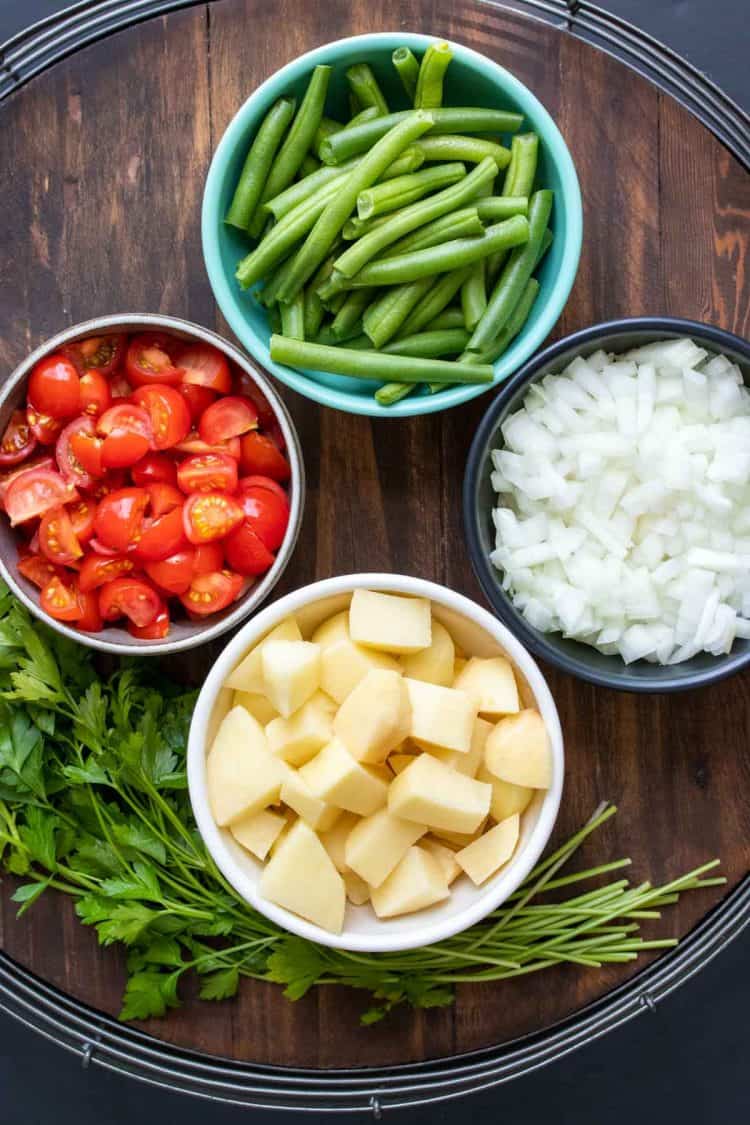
202, 33, 583, 418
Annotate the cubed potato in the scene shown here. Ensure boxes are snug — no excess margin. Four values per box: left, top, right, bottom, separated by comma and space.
262, 640, 321, 718
298, 739, 390, 816
230, 808, 287, 861
388, 752, 417, 776
333, 669, 411, 764
343, 870, 370, 906
401, 621, 455, 686
266, 691, 336, 766
233, 690, 278, 726
453, 656, 520, 717
388, 753, 491, 834
345, 808, 426, 888
319, 811, 360, 872
260, 820, 346, 933
405, 678, 477, 754
280, 768, 341, 832
312, 611, 399, 704
269, 808, 297, 856
428, 717, 492, 778
370, 846, 450, 918
484, 710, 552, 789
420, 838, 461, 885
453, 656, 467, 681
477, 764, 534, 822
431, 820, 488, 848
225, 618, 302, 693
456, 814, 520, 885
206, 706, 285, 826
349, 589, 432, 654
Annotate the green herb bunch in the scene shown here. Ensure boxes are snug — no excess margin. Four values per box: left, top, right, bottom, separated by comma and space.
0, 585, 723, 1024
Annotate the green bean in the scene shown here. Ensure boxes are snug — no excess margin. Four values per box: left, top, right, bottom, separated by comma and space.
392, 47, 420, 101
346, 215, 530, 287
399, 269, 471, 336
346, 63, 389, 116
467, 188, 552, 350
303, 254, 338, 337
269, 306, 282, 334
332, 288, 376, 338
313, 117, 344, 158
460, 278, 540, 365
264, 160, 356, 221
298, 153, 320, 178
502, 132, 539, 197
225, 97, 296, 231
411, 134, 511, 168
269, 335, 494, 384
347, 105, 380, 127
357, 162, 466, 220
475, 196, 528, 220
461, 260, 487, 330
320, 108, 524, 164
414, 41, 453, 109
313, 321, 364, 346
381, 207, 484, 257
326, 291, 347, 315
537, 226, 553, 264
277, 112, 435, 302
334, 156, 498, 278
258, 253, 296, 307
373, 327, 472, 405
424, 307, 466, 331
374, 382, 416, 406
279, 291, 305, 339
379, 146, 425, 179
362, 278, 433, 347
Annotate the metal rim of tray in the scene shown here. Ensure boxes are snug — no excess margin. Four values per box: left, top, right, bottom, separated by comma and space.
1, 0, 749, 1110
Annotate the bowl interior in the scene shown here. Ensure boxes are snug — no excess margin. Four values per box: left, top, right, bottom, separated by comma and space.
202, 33, 582, 418
467, 321, 750, 690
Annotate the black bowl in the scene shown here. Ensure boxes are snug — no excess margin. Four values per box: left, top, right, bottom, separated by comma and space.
463, 317, 750, 692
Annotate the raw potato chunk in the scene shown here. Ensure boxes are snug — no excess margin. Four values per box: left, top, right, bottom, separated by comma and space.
319, 812, 360, 872
262, 640, 321, 718
233, 690, 279, 726
388, 753, 491, 834
206, 706, 285, 826
299, 739, 390, 816
401, 621, 454, 686
343, 870, 370, 905
429, 717, 492, 778
333, 669, 411, 764
225, 618, 302, 692
456, 814, 520, 885
432, 820, 488, 848
388, 753, 417, 776
260, 820, 346, 934
485, 710, 552, 789
453, 657, 519, 717
477, 764, 534, 822
370, 846, 450, 918
421, 838, 461, 885
453, 656, 467, 680
266, 691, 336, 766
280, 768, 341, 832
349, 589, 432, 654
405, 678, 477, 754
312, 611, 399, 704
230, 808, 287, 861
345, 808, 426, 888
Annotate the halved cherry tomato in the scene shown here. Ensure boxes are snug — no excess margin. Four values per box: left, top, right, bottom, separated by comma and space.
28, 355, 81, 419
39, 506, 83, 565
89, 536, 121, 557
17, 553, 64, 589
97, 404, 153, 469
132, 385, 190, 450
198, 396, 258, 444
109, 373, 133, 399
238, 431, 290, 481
0, 410, 36, 467
177, 343, 232, 393
99, 576, 161, 627
128, 604, 170, 639
62, 334, 126, 378
224, 521, 275, 576
183, 492, 243, 544
146, 482, 183, 517
94, 487, 148, 551
238, 485, 289, 551
41, 575, 83, 622
125, 333, 182, 387
179, 570, 243, 616
144, 548, 195, 595
134, 505, 186, 562
131, 452, 177, 487
0, 456, 55, 507
68, 499, 96, 543
79, 370, 112, 416
5, 468, 78, 526
57, 415, 101, 487
174, 431, 241, 459
237, 474, 288, 501
84, 469, 127, 503
76, 588, 103, 633
179, 382, 216, 423
192, 541, 224, 574
177, 453, 238, 495
234, 372, 277, 430
79, 552, 135, 591
27, 406, 63, 445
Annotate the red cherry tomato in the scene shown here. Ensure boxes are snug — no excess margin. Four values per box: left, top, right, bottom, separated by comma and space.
238, 474, 288, 501
57, 415, 101, 487
41, 575, 83, 622
224, 522, 275, 576
176, 453, 238, 495
174, 431, 241, 459
179, 570, 243, 616
5, 468, 78, 526
39, 506, 83, 565
109, 373, 133, 399
68, 499, 96, 543
79, 552, 135, 592
76, 588, 104, 633
134, 505, 186, 563
94, 487, 149, 551
177, 343, 232, 393
238, 430, 290, 481
99, 576, 161, 628
62, 334, 126, 378
88, 536, 121, 557
131, 452, 177, 487
179, 383, 216, 423
238, 485, 289, 551
27, 406, 63, 445
128, 604, 170, 640
145, 482, 183, 517
131, 385, 190, 450
97, 403, 153, 469
17, 553, 64, 589
233, 372, 277, 430
79, 370, 112, 417
183, 492, 244, 544
0, 410, 37, 467
144, 548, 195, 595
28, 355, 81, 419
84, 470, 127, 503
198, 396, 258, 444
125, 333, 182, 387
192, 541, 224, 574
0, 456, 55, 508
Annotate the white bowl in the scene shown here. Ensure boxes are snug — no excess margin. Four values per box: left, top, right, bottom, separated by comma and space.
187, 574, 564, 952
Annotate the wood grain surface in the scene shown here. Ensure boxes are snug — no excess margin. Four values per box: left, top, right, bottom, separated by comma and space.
0, 0, 749, 1070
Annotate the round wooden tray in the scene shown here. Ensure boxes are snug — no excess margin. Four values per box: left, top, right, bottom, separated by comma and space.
1, 0, 749, 1094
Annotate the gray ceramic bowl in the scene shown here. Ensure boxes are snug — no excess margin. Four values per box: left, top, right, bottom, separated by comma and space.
0, 314, 305, 655
463, 317, 750, 692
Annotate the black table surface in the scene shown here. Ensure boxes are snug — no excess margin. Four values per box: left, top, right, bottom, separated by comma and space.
0, 0, 747, 1120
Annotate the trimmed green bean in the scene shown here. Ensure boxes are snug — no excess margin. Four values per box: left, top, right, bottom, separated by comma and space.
320, 108, 524, 164
381, 207, 484, 257
461, 260, 487, 331
412, 134, 511, 168
362, 278, 433, 347
379, 146, 425, 180
313, 321, 364, 346
269, 306, 282, 333
347, 105, 380, 127
313, 117, 344, 158
424, 307, 466, 331
326, 291, 347, 315
332, 288, 376, 338
258, 253, 296, 307
392, 47, 420, 101
225, 97, 296, 231
357, 162, 466, 220
280, 291, 305, 339
467, 188, 552, 350
298, 154, 320, 178
264, 160, 355, 221
475, 196, 528, 220
460, 278, 540, 365
303, 254, 338, 338
399, 268, 471, 336
414, 41, 452, 109
346, 63, 389, 116
277, 112, 435, 302
373, 327, 472, 405
537, 226, 553, 264
269, 334, 494, 384
502, 132, 539, 197
375, 382, 416, 406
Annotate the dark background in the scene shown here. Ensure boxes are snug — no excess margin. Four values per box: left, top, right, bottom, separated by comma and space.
0, 0, 747, 1120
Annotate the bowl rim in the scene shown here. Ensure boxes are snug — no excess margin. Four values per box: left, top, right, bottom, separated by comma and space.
463, 315, 750, 693
201, 31, 583, 419
0, 313, 306, 656
187, 572, 564, 952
